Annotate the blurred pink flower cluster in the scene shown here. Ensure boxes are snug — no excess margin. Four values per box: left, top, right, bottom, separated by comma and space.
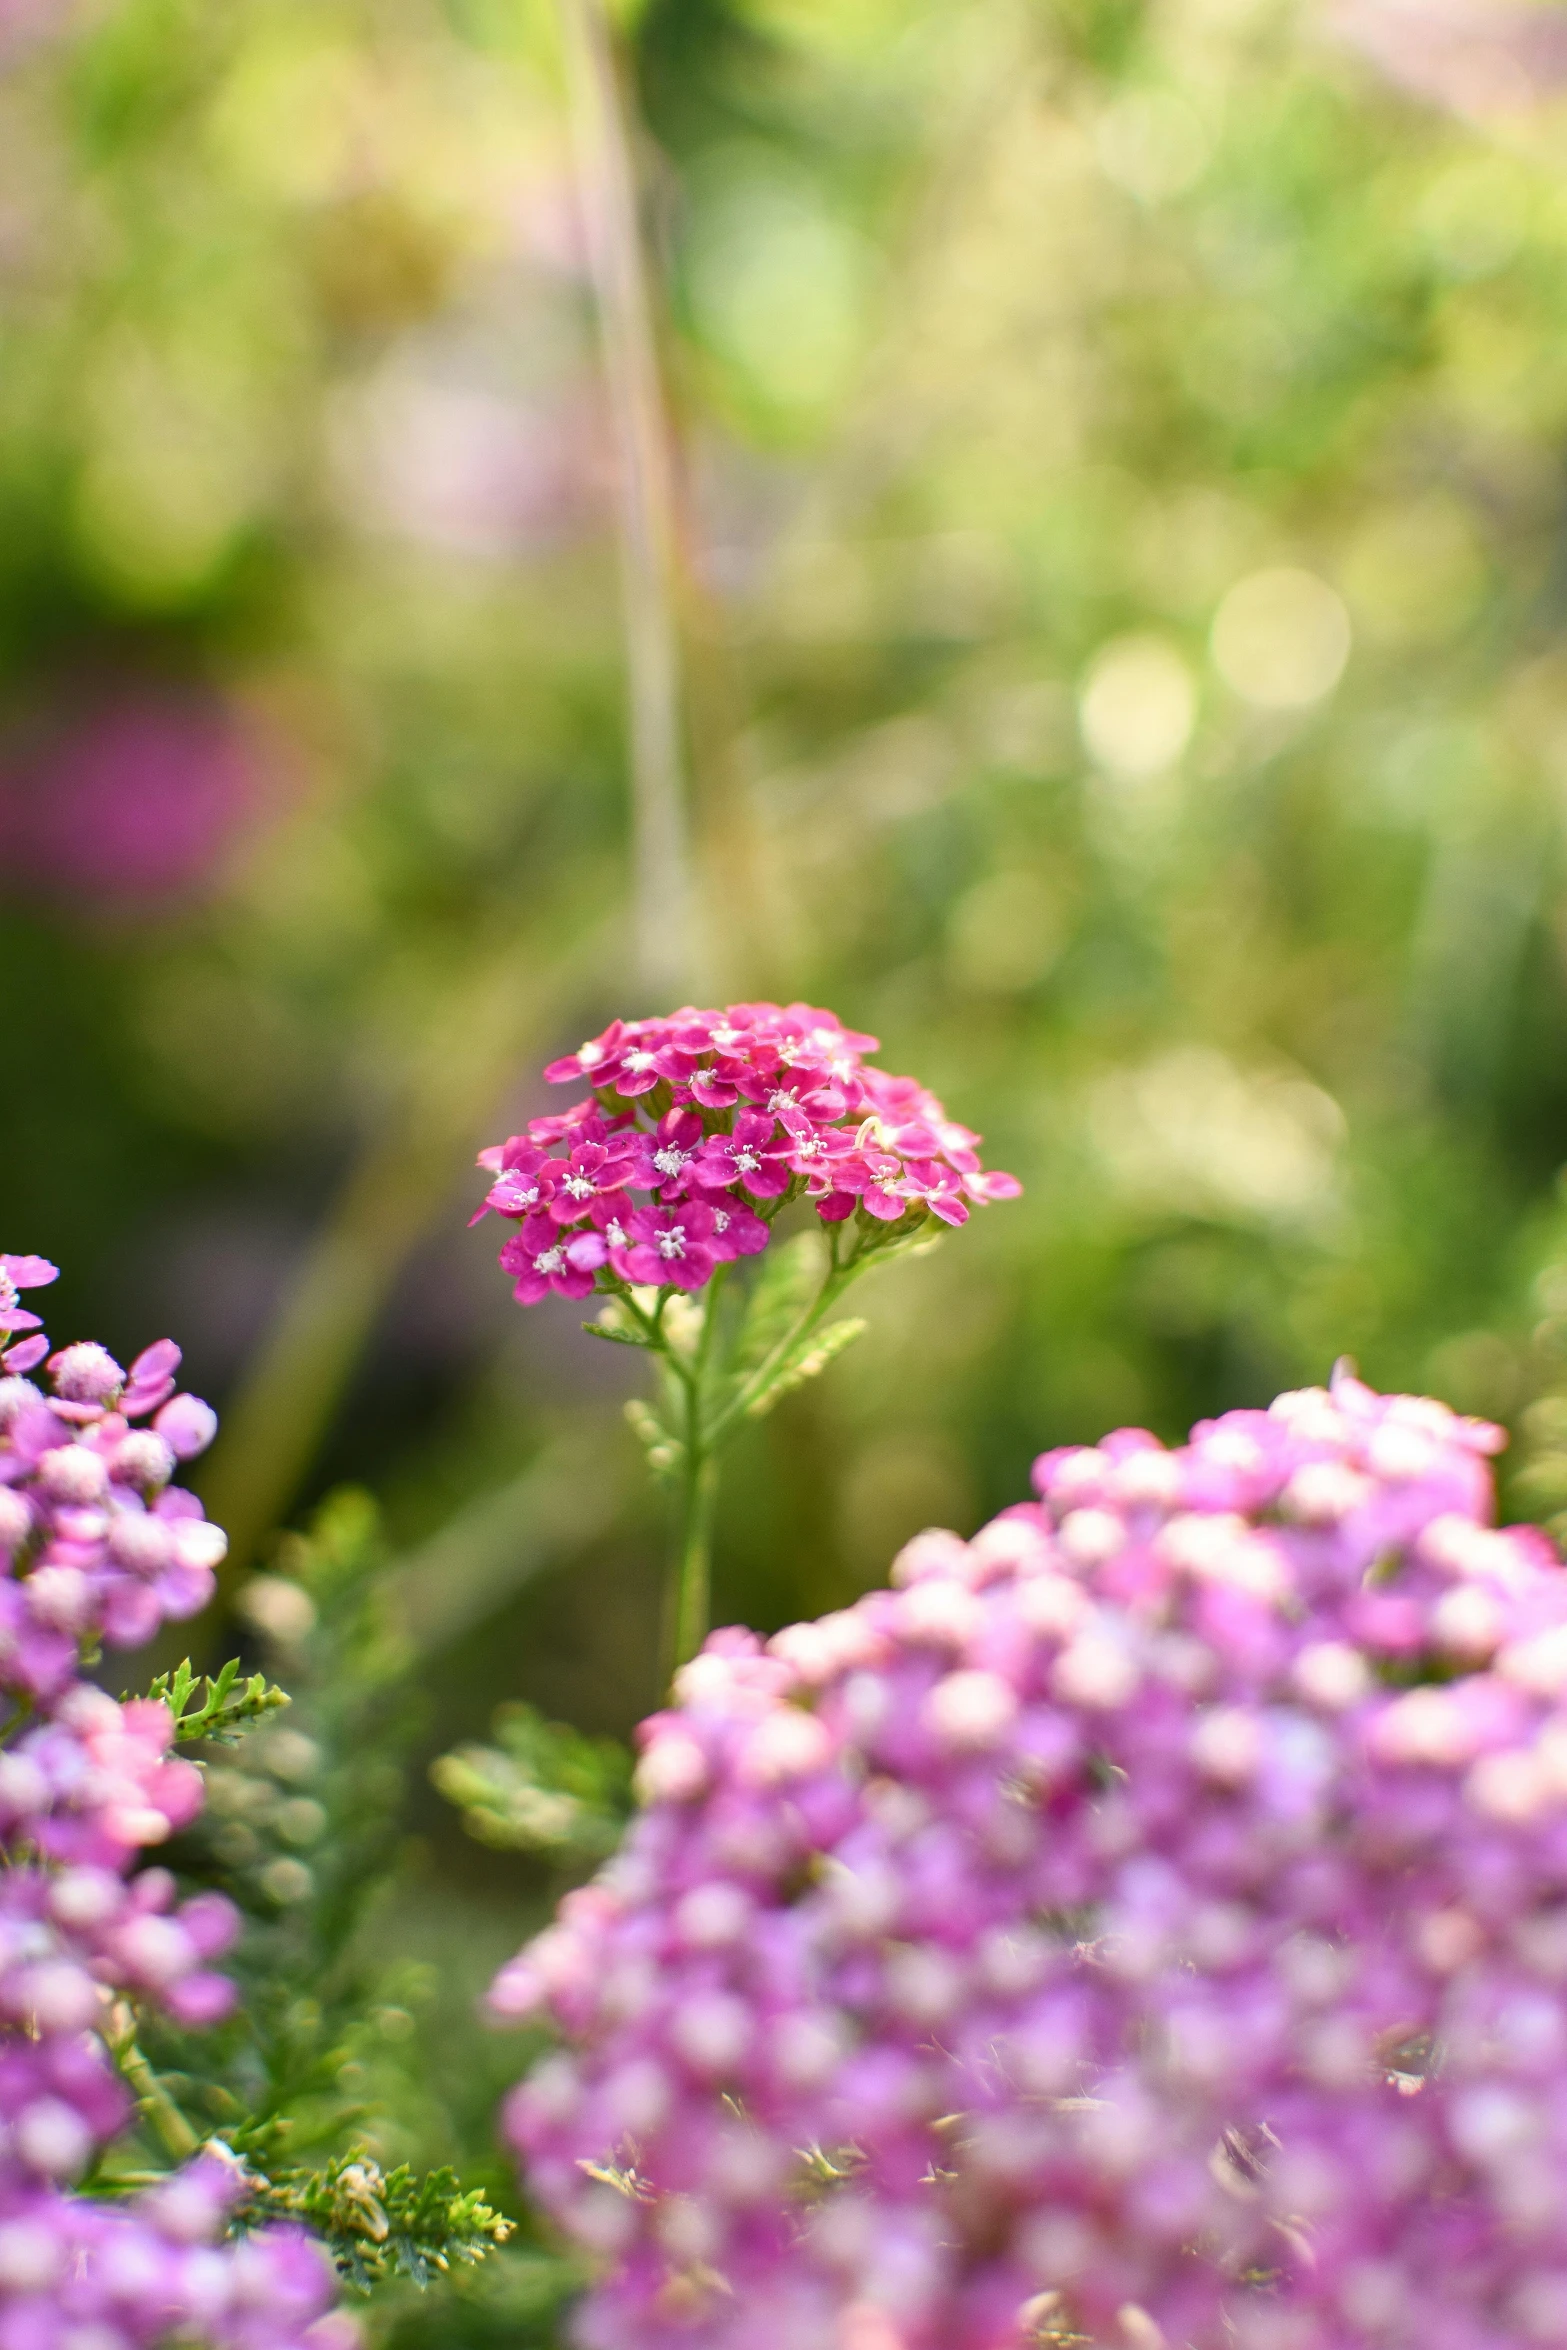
475, 1003, 1020, 1306
1332, 0, 1567, 116
0, 1282, 227, 1688
0, 1256, 344, 2350
495, 1368, 1567, 2350
0, 2151, 341, 2350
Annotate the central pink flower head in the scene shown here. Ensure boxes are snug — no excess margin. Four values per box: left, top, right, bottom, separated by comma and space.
474, 1004, 1020, 1308
492, 1369, 1567, 2350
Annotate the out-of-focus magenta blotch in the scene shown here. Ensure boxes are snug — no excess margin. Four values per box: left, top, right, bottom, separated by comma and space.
0, 691, 273, 910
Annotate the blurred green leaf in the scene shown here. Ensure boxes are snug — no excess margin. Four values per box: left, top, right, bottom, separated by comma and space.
431, 1702, 632, 1860
746, 1315, 867, 1418
733, 1229, 829, 1373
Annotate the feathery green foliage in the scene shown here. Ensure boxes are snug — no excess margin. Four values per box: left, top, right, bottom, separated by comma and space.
137, 1657, 291, 1745
433, 1703, 631, 1862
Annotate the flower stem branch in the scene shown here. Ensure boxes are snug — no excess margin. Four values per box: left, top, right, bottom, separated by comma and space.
668, 1438, 719, 1674
595, 1208, 943, 1673
641, 1246, 877, 1669
664, 1268, 727, 1672
701, 1264, 860, 1452
109, 2007, 200, 2164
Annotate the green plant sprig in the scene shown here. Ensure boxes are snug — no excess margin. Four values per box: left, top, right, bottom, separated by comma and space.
136, 1656, 291, 1745
239, 2150, 515, 2292
117, 1494, 544, 2332
584, 1199, 941, 1670
431, 1701, 631, 1863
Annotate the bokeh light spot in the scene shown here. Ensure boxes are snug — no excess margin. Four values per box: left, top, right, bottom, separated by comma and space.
1095, 90, 1211, 204
683, 157, 873, 417
1087, 1047, 1346, 1226
1417, 155, 1532, 279
1210, 567, 1352, 708
1078, 635, 1198, 778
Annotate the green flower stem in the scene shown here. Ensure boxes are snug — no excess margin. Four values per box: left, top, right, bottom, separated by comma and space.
665, 1268, 727, 1672
0, 1696, 33, 1750
622, 1219, 917, 1672
702, 1256, 864, 1452
668, 1439, 720, 1673
109, 2008, 200, 2163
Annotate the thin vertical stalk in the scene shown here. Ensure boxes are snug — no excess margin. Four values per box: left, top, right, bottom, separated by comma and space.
632, 1233, 883, 1676
558, 0, 698, 1000
109, 2011, 199, 2162
663, 1267, 727, 1672
669, 1438, 718, 1674
198, 910, 613, 1581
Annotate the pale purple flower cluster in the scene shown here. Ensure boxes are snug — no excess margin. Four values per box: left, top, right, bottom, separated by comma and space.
0, 1262, 227, 1696
1331, 0, 1567, 118
0, 2151, 341, 2350
0, 1258, 345, 2350
475, 1004, 1020, 1305
494, 1368, 1567, 2350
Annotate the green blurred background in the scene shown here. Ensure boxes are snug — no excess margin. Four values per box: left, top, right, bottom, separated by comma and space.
10, 0, 1567, 2328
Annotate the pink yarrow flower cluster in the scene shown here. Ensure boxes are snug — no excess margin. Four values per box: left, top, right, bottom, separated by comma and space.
0, 1258, 344, 2350
495, 1370, 1567, 2350
0, 1318, 227, 1696
474, 1005, 1019, 1305
0, 2151, 339, 2350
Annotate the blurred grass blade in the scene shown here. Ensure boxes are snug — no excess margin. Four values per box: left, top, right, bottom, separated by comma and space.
198, 913, 615, 1578
559, 0, 700, 999
383, 1422, 633, 1657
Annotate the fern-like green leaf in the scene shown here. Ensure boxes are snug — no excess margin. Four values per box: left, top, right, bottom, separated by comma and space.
242, 2150, 514, 2292
136, 1658, 291, 1746
582, 1298, 653, 1347
745, 1317, 867, 1418
732, 1228, 827, 1373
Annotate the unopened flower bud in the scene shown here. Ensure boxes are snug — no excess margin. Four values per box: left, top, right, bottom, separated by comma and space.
16, 2098, 93, 2179
37, 1446, 107, 1505
154, 1394, 218, 1459
107, 1512, 173, 1576
109, 1431, 176, 1491
49, 1343, 125, 1405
